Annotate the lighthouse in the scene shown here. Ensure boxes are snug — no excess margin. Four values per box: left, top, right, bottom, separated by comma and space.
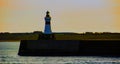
44, 11, 52, 34
38, 11, 54, 40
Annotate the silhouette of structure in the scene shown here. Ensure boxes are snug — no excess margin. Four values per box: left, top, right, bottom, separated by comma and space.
18, 11, 120, 56
44, 11, 52, 34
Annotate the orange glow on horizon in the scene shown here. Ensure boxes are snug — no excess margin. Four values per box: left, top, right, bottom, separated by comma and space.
112, 0, 120, 30
0, 0, 7, 7
0, 0, 8, 31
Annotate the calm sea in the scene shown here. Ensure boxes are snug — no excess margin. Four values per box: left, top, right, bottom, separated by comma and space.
0, 42, 120, 64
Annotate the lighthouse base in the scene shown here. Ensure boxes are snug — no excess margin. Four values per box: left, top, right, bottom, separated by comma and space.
18, 40, 120, 56
38, 34, 55, 40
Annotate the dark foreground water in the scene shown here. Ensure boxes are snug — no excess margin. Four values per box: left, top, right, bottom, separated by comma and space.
0, 42, 120, 64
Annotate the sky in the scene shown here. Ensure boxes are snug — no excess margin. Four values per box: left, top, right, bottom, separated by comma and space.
0, 0, 120, 33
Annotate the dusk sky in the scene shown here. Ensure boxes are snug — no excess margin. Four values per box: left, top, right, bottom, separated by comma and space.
0, 0, 120, 33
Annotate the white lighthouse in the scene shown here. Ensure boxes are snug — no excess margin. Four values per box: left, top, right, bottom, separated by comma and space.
44, 11, 52, 34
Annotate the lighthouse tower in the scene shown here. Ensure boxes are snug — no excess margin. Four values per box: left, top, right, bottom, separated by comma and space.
44, 11, 52, 34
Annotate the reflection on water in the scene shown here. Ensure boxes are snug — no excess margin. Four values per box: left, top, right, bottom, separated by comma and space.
0, 42, 120, 64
